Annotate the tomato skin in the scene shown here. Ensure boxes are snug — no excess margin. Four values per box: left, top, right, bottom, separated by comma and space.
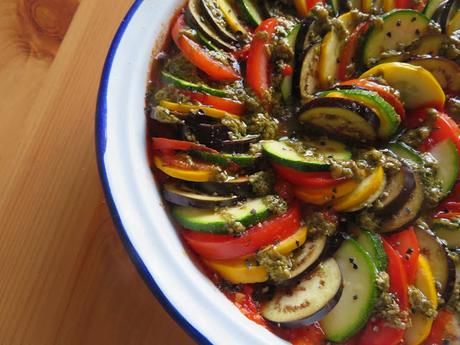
358, 239, 408, 345
273, 323, 325, 345
246, 18, 278, 104
281, 64, 294, 76
225, 285, 268, 327
339, 79, 406, 121
337, 22, 370, 81
274, 178, 295, 203
272, 163, 346, 188
232, 44, 251, 61
171, 15, 240, 81
386, 227, 420, 284
419, 113, 460, 157
422, 309, 455, 345
181, 204, 301, 260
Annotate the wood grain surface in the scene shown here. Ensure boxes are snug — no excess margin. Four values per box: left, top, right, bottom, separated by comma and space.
0, 0, 195, 344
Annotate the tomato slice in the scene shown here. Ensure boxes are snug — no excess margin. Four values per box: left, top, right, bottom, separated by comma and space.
273, 163, 347, 188
181, 203, 301, 260
158, 152, 216, 171
273, 323, 325, 345
337, 23, 370, 82
225, 285, 268, 327
246, 18, 278, 105
152, 137, 217, 153
274, 178, 295, 203
422, 309, 455, 345
182, 91, 245, 115
386, 227, 420, 284
171, 15, 240, 81
419, 113, 460, 156
358, 239, 409, 345
339, 79, 406, 121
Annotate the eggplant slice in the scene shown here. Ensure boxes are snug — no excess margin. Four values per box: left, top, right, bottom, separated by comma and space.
163, 182, 242, 208
185, 176, 254, 197
380, 171, 424, 233
375, 164, 416, 216
298, 97, 380, 143
200, 0, 240, 44
415, 225, 456, 304
261, 258, 343, 327
186, 0, 236, 50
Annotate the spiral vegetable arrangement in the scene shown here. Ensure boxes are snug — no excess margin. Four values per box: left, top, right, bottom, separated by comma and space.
146, 0, 460, 343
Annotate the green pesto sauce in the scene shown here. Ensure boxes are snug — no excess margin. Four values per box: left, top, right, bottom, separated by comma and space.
263, 195, 288, 216
249, 171, 275, 196
304, 211, 337, 238
408, 285, 438, 319
256, 247, 294, 283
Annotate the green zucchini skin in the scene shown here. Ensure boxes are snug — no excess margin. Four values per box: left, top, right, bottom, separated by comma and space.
429, 138, 459, 194
319, 89, 401, 139
432, 218, 460, 249
235, 0, 264, 27
320, 238, 378, 342
262, 140, 351, 172
161, 71, 228, 98
357, 231, 388, 271
281, 24, 302, 104
362, 9, 430, 66
424, 0, 446, 18
172, 198, 271, 233
298, 97, 380, 143
388, 142, 424, 166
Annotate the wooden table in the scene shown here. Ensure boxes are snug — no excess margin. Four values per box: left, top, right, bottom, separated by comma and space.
0, 1, 195, 344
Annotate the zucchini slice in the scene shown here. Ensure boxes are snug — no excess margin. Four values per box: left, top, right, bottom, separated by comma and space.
186, 0, 236, 51
215, 0, 249, 38
281, 24, 301, 104
161, 71, 228, 97
320, 89, 401, 139
414, 226, 456, 304
408, 34, 447, 57
362, 10, 430, 66
298, 97, 380, 143
235, 0, 264, 27
222, 153, 261, 168
320, 239, 378, 342
262, 140, 351, 172
261, 258, 343, 326
429, 138, 459, 194
332, 166, 386, 212
424, 0, 446, 18
408, 56, 460, 94
388, 142, 424, 166
432, 217, 460, 249
357, 231, 388, 271
200, 0, 240, 43
172, 197, 270, 233
361, 62, 446, 109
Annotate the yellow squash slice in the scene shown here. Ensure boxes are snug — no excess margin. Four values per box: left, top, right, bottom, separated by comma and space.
160, 100, 240, 119
153, 156, 214, 182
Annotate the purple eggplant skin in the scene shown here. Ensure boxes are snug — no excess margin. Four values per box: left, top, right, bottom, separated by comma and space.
271, 284, 344, 329
300, 97, 380, 131
162, 183, 242, 208
376, 164, 416, 217
379, 172, 424, 234
431, 0, 455, 33
212, 135, 261, 153
185, 177, 254, 197
415, 225, 456, 304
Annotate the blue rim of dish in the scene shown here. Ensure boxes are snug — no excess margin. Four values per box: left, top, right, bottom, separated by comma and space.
95, 1, 211, 344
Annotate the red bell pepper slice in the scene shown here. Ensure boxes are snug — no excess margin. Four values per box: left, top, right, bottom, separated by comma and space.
246, 18, 278, 105
419, 113, 460, 157
158, 152, 217, 171
386, 227, 420, 284
339, 79, 406, 121
182, 91, 245, 115
171, 15, 240, 81
181, 203, 301, 260
337, 22, 370, 82
358, 239, 409, 345
152, 137, 217, 153
272, 163, 347, 188
423, 309, 456, 345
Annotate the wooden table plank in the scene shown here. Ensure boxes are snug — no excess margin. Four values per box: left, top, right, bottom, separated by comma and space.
0, 1, 195, 344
